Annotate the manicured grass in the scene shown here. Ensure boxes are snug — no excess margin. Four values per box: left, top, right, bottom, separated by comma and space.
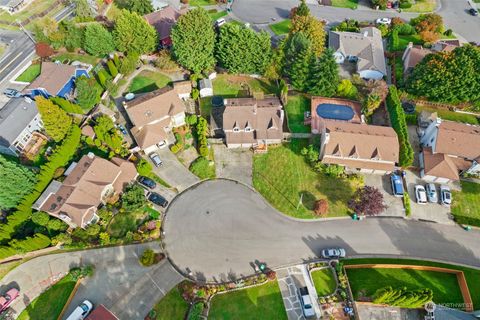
0, 259, 23, 281
451, 181, 480, 227
107, 209, 148, 238
269, 19, 291, 35
213, 74, 278, 97
189, 156, 216, 180
344, 258, 480, 309
209, 280, 287, 320
15, 64, 41, 82
0, 0, 58, 24
128, 71, 171, 94
53, 52, 100, 65
18, 273, 76, 320
395, 34, 423, 51
199, 97, 213, 119
285, 95, 310, 133
332, 0, 358, 9
253, 139, 362, 219
208, 9, 227, 21
415, 105, 479, 125
403, 0, 436, 12
189, 0, 216, 6
311, 268, 337, 296
152, 285, 189, 320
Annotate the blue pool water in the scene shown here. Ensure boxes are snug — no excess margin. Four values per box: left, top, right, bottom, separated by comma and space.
316, 103, 355, 121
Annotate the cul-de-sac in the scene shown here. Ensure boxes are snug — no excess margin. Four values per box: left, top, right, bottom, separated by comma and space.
0, 0, 479, 319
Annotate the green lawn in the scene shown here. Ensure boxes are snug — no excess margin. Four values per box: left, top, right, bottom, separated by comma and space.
452, 181, 480, 226
107, 208, 149, 238
0, 0, 58, 24
152, 285, 189, 320
253, 139, 362, 219
213, 74, 278, 97
416, 105, 479, 125
53, 52, 100, 65
269, 19, 291, 35
189, 156, 216, 180
393, 34, 423, 51
285, 95, 310, 133
16, 64, 41, 82
209, 280, 287, 320
403, 0, 436, 12
18, 273, 76, 320
344, 258, 480, 309
128, 71, 171, 94
208, 9, 227, 21
332, 0, 358, 9
311, 268, 337, 296
189, 0, 216, 6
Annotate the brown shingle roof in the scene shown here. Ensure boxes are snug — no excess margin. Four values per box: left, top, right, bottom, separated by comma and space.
27, 62, 77, 95
144, 6, 182, 40
131, 117, 170, 149
422, 147, 461, 181
404, 46, 433, 70
435, 121, 480, 160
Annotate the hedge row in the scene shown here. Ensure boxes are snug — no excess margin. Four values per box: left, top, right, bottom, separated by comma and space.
0, 126, 81, 244
50, 97, 84, 114
386, 86, 414, 167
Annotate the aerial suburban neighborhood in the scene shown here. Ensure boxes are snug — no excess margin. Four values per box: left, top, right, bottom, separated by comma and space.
0, 0, 479, 319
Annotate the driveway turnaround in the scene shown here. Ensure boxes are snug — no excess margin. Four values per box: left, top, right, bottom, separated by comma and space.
163, 180, 480, 282
151, 147, 199, 191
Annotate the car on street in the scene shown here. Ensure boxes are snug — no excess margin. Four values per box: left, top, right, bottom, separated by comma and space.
321, 248, 346, 259
414, 185, 427, 204
298, 287, 315, 318
425, 183, 438, 203
147, 192, 169, 208
390, 174, 404, 197
376, 17, 392, 25
469, 8, 478, 16
66, 300, 93, 320
2, 88, 21, 98
149, 152, 163, 167
440, 185, 452, 206
0, 288, 19, 313
138, 176, 156, 189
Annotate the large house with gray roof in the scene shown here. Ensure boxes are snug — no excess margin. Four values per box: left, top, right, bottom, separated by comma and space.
329, 27, 387, 80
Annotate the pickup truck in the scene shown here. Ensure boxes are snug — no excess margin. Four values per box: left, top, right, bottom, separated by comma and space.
298, 287, 315, 318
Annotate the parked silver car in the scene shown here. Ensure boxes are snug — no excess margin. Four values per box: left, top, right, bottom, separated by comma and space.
440, 185, 452, 206
425, 183, 438, 203
149, 152, 163, 167
321, 248, 346, 259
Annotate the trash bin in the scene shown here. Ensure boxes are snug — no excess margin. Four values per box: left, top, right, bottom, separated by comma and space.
352, 213, 358, 220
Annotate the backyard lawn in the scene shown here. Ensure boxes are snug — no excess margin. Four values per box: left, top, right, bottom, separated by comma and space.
15, 64, 41, 82
311, 268, 337, 296
393, 34, 423, 51
17, 273, 76, 320
128, 71, 171, 94
107, 208, 149, 238
332, 0, 358, 9
209, 280, 287, 320
270, 19, 291, 35
53, 52, 100, 65
344, 258, 480, 309
285, 95, 310, 133
415, 105, 479, 125
451, 181, 480, 227
253, 139, 362, 219
152, 285, 189, 320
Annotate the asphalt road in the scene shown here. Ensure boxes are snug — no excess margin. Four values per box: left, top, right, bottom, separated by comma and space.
163, 180, 480, 282
231, 0, 480, 43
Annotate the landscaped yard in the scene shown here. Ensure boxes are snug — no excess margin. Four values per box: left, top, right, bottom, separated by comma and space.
452, 181, 480, 227
15, 64, 41, 82
152, 285, 189, 320
415, 105, 479, 125
253, 139, 362, 219
208, 9, 227, 21
128, 70, 171, 94
0, 0, 61, 26
285, 95, 310, 133
209, 280, 287, 320
393, 34, 423, 51
344, 258, 480, 309
53, 52, 100, 65
17, 273, 76, 320
270, 19, 291, 35
107, 209, 149, 238
311, 268, 337, 296
332, 0, 358, 9
403, 0, 436, 12
0, 259, 23, 281
189, 0, 216, 6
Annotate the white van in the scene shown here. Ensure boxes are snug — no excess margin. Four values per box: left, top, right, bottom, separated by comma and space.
66, 300, 93, 320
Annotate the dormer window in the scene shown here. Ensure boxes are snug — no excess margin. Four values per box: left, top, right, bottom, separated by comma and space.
244, 127, 251, 132
233, 127, 240, 132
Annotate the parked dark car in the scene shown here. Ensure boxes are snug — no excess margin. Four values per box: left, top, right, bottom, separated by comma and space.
137, 176, 156, 189
147, 192, 169, 208
469, 8, 478, 16
117, 124, 128, 135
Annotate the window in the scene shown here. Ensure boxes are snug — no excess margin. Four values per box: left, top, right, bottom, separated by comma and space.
233, 127, 240, 132
244, 127, 251, 132
430, 138, 434, 143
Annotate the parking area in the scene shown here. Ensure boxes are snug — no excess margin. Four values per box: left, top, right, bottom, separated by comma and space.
212, 144, 253, 186
277, 266, 307, 320
363, 174, 405, 217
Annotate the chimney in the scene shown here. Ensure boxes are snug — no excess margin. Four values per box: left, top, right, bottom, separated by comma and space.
87, 152, 95, 159
407, 42, 413, 49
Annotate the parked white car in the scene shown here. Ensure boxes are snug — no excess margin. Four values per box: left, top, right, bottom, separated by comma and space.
376, 17, 392, 25
425, 183, 438, 203
440, 185, 452, 206
66, 300, 93, 320
215, 18, 226, 27
414, 185, 427, 204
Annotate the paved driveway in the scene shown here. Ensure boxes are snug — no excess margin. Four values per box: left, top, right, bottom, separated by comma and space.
277, 266, 306, 320
163, 179, 480, 282
212, 144, 253, 186
362, 174, 405, 217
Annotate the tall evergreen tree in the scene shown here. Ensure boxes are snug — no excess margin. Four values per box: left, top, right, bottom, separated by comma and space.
0, 156, 37, 209
126, 0, 153, 15
36, 96, 72, 142
289, 0, 326, 56
84, 23, 115, 57
74, 0, 94, 20
283, 32, 312, 91
295, 0, 310, 16
113, 9, 157, 54
171, 8, 216, 73
307, 49, 339, 96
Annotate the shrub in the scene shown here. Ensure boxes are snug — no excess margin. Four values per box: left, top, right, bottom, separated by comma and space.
170, 144, 180, 154
314, 199, 329, 217
266, 270, 276, 280
50, 97, 84, 114
113, 53, 121, 68
324, 164, 344, 177
395, 23, 416, 35
186, 114, 198, 126
191, 88, 199, 100
390, 28, 399, 51
155, 50, 180, 71
70, 265, 94, 281
189, 156, 215, 179
136, 158, 153, 176
403, 192, 411, 216
107, 60, 118, 77
188, 302, 204, 320
443, 29, 453, 37
399, 1, 412, 8
140, 248, 156, 266
336, 79, 358, 100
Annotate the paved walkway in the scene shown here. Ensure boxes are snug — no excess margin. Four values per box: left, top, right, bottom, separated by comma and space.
277, 266, 306, 320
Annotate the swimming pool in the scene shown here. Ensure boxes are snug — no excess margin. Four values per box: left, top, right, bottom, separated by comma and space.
316, 103, 355, 121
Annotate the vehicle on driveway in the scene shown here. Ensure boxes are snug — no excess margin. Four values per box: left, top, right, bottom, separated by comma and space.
147, 192, 169, 208
215, 18, 226, 27
390, 174, 404, 197
137, 176, 156, 189
0, 288, 19, 313
298, 287, 315, 318
376, 17, 392, 25
469, 8, 478, 16
414, 185, 427, 204
117, 124, 127, 135
149, 152, 163, 167
66, 300, 93, 320
440, 185, 452, 206
2, 88, 21, 98
425, 183, 438, 203
321, 248, 346, 259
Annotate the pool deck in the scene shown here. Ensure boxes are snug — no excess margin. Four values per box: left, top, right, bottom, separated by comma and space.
310, 97, 363, 134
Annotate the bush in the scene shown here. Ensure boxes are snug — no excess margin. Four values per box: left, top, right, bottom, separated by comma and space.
443, 29, 453, 37
324, 164, 344, 177
50, 97, 84, 114
70, 265, 94, 281
405, 113, 417, 125
336, 79, 358, 100
113, 53, 121, 68
155, 50, 180, 71
188, 302, 204, 320
403, 192, 411, 216
399, 2, 412, 8
170, 144, 180, 154
189, 156, 215, 179
140, 248, 156, 266
136, 158, 153, 176
186, 114, 198, 126
395, 23, 416, 35
107, 60, 118, 77
314, 199, 329, 217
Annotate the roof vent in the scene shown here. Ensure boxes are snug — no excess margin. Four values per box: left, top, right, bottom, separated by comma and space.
87, 152, 95, 159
